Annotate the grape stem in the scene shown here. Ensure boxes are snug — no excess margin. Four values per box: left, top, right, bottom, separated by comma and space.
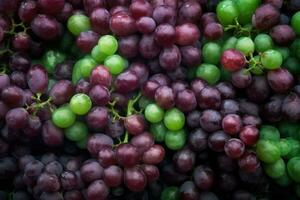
26, 93, 53, 115
224, 18, 255, 37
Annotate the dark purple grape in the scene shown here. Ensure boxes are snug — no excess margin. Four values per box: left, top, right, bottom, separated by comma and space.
86, 107, 108, 130
152, 5, 176, 25
110, 12, 136, 36
9, 52, 31, 72
89, 85, 110, 106
208, 131, 231, 152
179, 181, 200, 200
129, 62, 149, 85
75, 80, 90, 94
242, 115, 261, 127
231, 69, 252, 89
115, 70, 139, 94
224, 138, 245, 159
1, 86, 25, 108
37, 172, 60, 192
31, 14, 61, 40
173, 148, 195, 173
136, 17, 156, 34
150, 73, 171, 86
142, 80, 160, 99
0, 74, 10, 92
116, 143, 140, 167
193, 165, 214, 190
86, 180, 109, 200
37, 0, 65, 15
188, 128, 208, 152
176, 89, 197, 112
90, 8, 110, 35
44, 161, 63, 176
105, 118, 124, 138
24, 160, 44, 183
239, 99, 259, 116
166, 66, 188, 81
103, 165, 123, 187
139, 34, 161, 59
42, 120, 64, 146
110, 92, 129, 108
80, 160, 103, 183
83, 0, 106, 14
204, 22, 223, 40
177, 0, 202, 24
98, 147, 116, 167
10, 71, 27, 89
175, 23, 200, 46
142, 144, 165, 165
262, 94, 283, 122
171, 81, 188, 94
27, 65, 48, 94
154, 85, 175, 109
65, 159, 80, 172
199, 110, 222, 132
201, 12, 217, 28
162, 164, 189, 185
118, 35, 140, 58
197, 86, 221, 110
49, 80, 74, 105
253, 4, 280, 30
64, 190, 83, 200
186, 110, 201, 128
76, 31, 99, 53
180, 46, 201, 67
159, 45, 181, 71
267, 68, 294, 93
6, 107, 28, 129
218, 173, 237, 191
270, 25, 295, 45
238, 151, 260, 173
110, 5, 129, 15
54, 60, 73, 80
222, 114, 242, 135
12, 32, 30, 52
57, 2, 73, 22
23, 115, 42, 137
129, 0, 153, 19
282, 92, 300, 122
217, 154, 238, 172
87, 134, 113, 155
124, 166, 147, 192
90, 65, 112, 88
18, 0, 38, 23
220, 99, 240, 115
124, 114, 146, 135
131, 132, 155, 155
40, 192, 63, 200
246, 76, 270, 103
154, 23, 176, 46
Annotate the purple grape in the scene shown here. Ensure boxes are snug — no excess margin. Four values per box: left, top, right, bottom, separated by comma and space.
80, 160, 103, 183
31, 14, 61, 40
90, 8, 110, 35
42, 120, 64, 146
118, 35, 140, 58
76, 31, 99, 53
87, 134, 113, 155
27, 65, 48, 94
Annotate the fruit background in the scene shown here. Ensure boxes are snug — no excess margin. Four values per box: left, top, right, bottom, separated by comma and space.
0, 0, 300, 199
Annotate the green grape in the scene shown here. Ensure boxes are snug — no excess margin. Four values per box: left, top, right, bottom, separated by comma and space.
279, 139, 292, 157
254, 34, 274, 52
79, 55, 97, 78
52, 105, 76, 128
275, 173, 292, 187
202, 42, 221, 65
220, 67, 231, 81
222, 36, 238, 52
278, 121, 300, 138
163, 108, 185, 131
264, 158, 286, 179
138, 96, 153, 110
284, 57, 300, 74
104, 55, 126, 75
287, 157, 300, 183
216, 0, 239, 26
67, 14, 91, 36
41, 50, 66, 74
274, 47, 290, 61
70, 93, 92, 115
150, 122, 167, 142
292, 11, 300, 35
76, 136, 88, 149
98, 35, 118, 56
235, 0, 260, 25
196, 63, 221, 85
259, 125, 280, 141
235, 37, 255, 56
72, 59, 84, 84
160, 187, 180, 200
165, 129, 186, 151
285, 138, 300, 160
256, 140, 281, 164
91, 45, 109, 63
65, 121, 88, 142
145, 103, 164, 123
249, 55, 264, 75
261, 49, 282, 70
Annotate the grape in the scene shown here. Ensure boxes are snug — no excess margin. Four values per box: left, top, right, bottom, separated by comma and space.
235, 0, 260, 24
87, 134, 113, 155
103, 165, 123, 187
231, 68, 252, 89
256, 140, 281, 163
154, 86, 175, 109
152, 5, 176, 25
129, 0, 153, 19
9, 52, 31, 72
83, 0, 106, 14
267, 68, 294, 93
175, 23, 200, 46
202, 42, 221, 65
161, 187, 180, 200
67, 14, 91, 36
89, 85, 110, 106
124, 114, 146, 136
254, 34, 274, 52
104, 55, 126, 75
164, 108, 185, 131
76, 31, 99, 53
193, 165, 214, 190
282, 93, 300, 122
129, 62, 149, 85
110, 12, 136, 36
235, 37, 254, 56
80, 160, 103, 183
179, 181, 200, 200
253, 4, 280, 30
131, 132, 155, 155
106, 118, 124, 138
270, 25, 296, 45
37, 0, 65, 15
65, 122, 88, 142
1, 86, 25, 108
141, 164, 160, 183
31, 15, 60, 40
204, 22, 223, 40
124, 167, 147, 192
42, 121, 64, 146
159, 45, 181, 71
90, 8, 110, 35
239, 125, 259, 146
246, 76, 270, 103
173, 148, 195, 173
49, 80, 74, 105
142, 144, 165, 164
196, 64, 221, 85
57, 2, 73, 22
44, 161, 63, 176
18, 0, 38, 23
197, 86, 221, 110
180, 46, 201, 68
292, 11, 300, 35
136, 17, 156, 34
145, 103, 164, 123
118, 35, 140, 58
40, 192, 63, 200
165, 129, 186, 150
216, 0, 239, 26
52, 105, 76, 128
64, 190, 83, 200
6, 108, 29, 129
116, 143, 140, 167
175, 89, 197, 112
139, 34, 161, 59
222, 114, 242, 135
224, 138, 245, 159
114, 70, 139, 94
54, 61, 73, 80
221, 49, 246, 72
87, 180, 109, 200
154, 23, 175, 46
37, 172, 60, 192
150, 122, 167, 142
177, 1, 202, 24
264, 158, 285, 178
208, 131, 231, 152
200, 110, 222, 132
12, 32, 30, 52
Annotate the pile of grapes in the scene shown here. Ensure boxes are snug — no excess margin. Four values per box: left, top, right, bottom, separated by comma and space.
1, 0, 300, 199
